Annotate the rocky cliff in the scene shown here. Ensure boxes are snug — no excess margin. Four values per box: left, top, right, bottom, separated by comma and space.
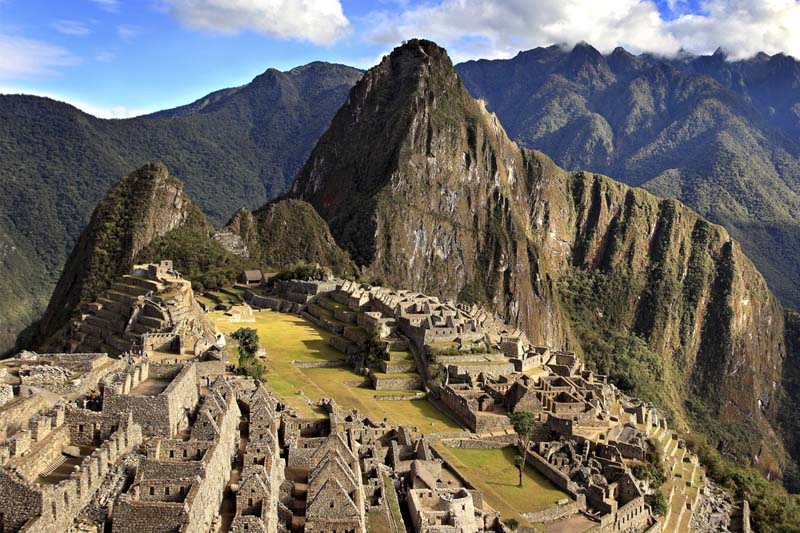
37, 162, 208, 340
292, 40, 788, 475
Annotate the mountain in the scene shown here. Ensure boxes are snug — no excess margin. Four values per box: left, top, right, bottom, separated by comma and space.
223, 199, 356, 275
291, 39, 789, 481
0, 61, 362, 353
37, 162, 210, 341
455, 43, 800, 310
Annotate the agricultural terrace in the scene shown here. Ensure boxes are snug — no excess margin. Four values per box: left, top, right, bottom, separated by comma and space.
210, 307, 460, 432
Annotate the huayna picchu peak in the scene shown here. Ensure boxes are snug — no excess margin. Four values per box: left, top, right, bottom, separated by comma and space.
3, 17, 800, 533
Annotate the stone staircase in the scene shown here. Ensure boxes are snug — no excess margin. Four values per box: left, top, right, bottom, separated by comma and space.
72, 274, 169, 355
642, 422, 704, 533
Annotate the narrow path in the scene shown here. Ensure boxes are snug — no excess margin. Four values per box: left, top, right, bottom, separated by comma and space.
218, 402, 249, 532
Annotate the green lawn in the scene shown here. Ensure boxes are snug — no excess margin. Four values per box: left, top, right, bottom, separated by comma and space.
435, 444, 568, 525
210, 308, 459, 432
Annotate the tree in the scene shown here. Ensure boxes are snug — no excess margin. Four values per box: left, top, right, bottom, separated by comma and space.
230, 327, 265, 380
231, 328, 259, 357
502, 518, 519, 531
509, 411, 536, 487
514, 454, 525, 487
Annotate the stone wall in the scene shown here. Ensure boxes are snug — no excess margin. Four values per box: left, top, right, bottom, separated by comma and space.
522, 500, 580, 524
103, 363, 198, 437
1, 413, 143, 533
524, 450, 582, 498
113, 389, 240, 533
372, 376, 422, 391
0, 390, 47, 441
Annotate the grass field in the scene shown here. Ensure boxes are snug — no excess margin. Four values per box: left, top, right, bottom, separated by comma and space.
210, 308, 460, 431
434, 444, 568, 526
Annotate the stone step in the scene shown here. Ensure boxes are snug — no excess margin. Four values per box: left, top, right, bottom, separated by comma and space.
94, 306, 122, 323
97, 297, 126, 315
138, 315, 165, 329
107, 335, 132, 353
106, 289, 140, 306
110, 281, 151, 297
122, 275, 163, 292
380, 360, 417, 373
86, 314, 125, 332
79, 322, 104, 339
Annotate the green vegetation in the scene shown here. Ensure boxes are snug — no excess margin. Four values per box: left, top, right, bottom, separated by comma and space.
0, 63, 361, 352
559, 269, 672, 418
235, 200, 356, 276
137, 225, 254, 292
457, 45, 800, 309
630, 443, 666, 487
210, 309, 458, 431
267, 262, 333, 286
688, 435, 800, 533
509, 411, 536, 487
435, 444, 567, 525
231, 327, 266, 380
645, 492, 667, 517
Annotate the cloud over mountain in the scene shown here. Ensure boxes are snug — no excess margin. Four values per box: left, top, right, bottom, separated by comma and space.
366, 0, 800, 61
164, 0, 350, 45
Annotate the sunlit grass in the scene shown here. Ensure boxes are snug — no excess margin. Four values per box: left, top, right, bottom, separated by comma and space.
210, 308, 459, 431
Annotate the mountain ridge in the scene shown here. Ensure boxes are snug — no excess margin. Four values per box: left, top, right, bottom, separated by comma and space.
289, 39, 789, 481
0, 61, 362, 354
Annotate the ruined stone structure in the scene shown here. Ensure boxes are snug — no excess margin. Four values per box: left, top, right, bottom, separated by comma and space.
112, 378, 241, 532
58, 262, 216, 357
102, 361, 199, 437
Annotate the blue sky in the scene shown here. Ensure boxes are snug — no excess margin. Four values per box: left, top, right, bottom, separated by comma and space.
0, 0, 797, 117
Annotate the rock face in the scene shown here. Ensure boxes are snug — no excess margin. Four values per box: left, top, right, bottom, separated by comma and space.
456, 44, 800, 309
224, 199, 356, 275
292, 40, 788, 474
37, 162, 207, 341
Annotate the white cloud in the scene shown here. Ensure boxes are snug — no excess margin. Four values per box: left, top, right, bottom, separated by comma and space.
51, 19, 92, 36
0, 86, 151, 118
164, 0, 350, 45
668, 0, 800, 59
365, 0, 800, 61
0, 34, 81, 80
91, 0, 120, 13
95, 50, 115, 62
116, 24, 141, 40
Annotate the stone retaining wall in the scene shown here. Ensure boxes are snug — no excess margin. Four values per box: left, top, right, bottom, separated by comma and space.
522, 500, 580, 524
372, 375, 422, 390
293, 360, 347, 369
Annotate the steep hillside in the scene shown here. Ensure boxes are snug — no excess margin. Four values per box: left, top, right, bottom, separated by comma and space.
292, 40, 788, 479
224, 199, 355, 275
37, 162, 209, 341
455, 44, 800, 309
0, 61, 361, 353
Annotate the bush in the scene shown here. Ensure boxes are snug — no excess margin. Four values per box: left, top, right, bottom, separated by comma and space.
268, 262, 332, 286
502, 518, 519, 531
645, 492, 667, 516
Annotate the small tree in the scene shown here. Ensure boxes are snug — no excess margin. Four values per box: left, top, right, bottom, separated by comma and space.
514, 454, 525, 487
502, 518, 519, 531
231, 328, 259, 357
509, 411, 536, 487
